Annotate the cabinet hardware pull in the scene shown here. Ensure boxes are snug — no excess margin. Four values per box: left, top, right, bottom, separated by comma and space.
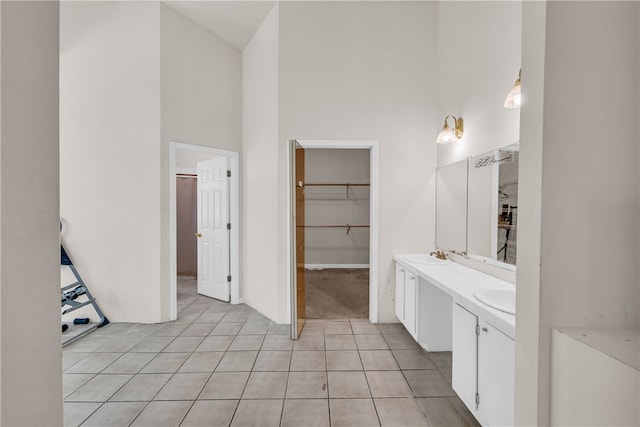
482, 327, 488, 332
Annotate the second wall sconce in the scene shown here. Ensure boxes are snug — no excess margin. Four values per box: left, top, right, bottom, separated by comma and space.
436, 115, 464, 144
504, 68, 521, 109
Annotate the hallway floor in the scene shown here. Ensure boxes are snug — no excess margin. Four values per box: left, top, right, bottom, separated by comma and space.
62, 277, 479, 426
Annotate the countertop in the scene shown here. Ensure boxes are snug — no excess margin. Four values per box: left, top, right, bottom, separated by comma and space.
394, 254, 516, 338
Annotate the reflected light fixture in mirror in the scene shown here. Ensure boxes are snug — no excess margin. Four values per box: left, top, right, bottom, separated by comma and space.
436, 115, 464, 144
504, 68, 521, 109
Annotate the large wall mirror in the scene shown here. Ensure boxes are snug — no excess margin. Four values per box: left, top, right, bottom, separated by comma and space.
436, 143, 519, 271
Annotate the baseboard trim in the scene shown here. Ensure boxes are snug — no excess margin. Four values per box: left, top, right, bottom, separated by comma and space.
305, 264, 370, 270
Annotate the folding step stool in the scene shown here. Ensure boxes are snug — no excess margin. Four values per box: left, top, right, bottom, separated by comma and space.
61, 245, 109, 346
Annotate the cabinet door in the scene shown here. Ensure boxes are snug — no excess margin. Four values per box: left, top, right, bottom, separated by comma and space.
452, 303, 478, 414
394, 263, 405, 322
403, 271, 417, 337
477, 320, 515, 427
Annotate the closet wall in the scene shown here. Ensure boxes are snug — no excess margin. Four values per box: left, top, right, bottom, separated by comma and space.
304, 149, 370, 267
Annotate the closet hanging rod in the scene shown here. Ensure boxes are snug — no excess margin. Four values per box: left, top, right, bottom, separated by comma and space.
298, 224, 370, 235
303, 183, 370, 186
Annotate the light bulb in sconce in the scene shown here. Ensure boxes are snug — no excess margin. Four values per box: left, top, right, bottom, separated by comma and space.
436, 115, 464, 144
504, 69, 521, 109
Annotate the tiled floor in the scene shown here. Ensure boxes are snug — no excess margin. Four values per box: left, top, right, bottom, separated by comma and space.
63, 277, 479, 426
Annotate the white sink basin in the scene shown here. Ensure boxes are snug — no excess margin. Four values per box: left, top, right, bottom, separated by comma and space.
474, 288, 516, 315
403, 254, 451, 265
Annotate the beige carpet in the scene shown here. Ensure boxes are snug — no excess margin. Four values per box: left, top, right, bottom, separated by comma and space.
305, 268, 369, 319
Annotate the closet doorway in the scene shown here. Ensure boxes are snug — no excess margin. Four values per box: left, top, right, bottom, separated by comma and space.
169, 142, 240, 320
290, 140, 379, 339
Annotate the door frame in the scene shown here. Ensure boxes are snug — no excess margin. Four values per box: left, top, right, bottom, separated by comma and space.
287, 139, 380, 333
169, 141, 240, 320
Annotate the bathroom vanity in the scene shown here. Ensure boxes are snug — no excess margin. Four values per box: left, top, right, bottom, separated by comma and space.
394, 254, 516, 427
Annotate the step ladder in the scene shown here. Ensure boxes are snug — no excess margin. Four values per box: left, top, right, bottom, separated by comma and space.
61, 244, 109, 346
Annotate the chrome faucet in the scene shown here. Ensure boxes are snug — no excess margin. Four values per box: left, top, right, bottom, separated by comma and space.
429, 250, 447, 260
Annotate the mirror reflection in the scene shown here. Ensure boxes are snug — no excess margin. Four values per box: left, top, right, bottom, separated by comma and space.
436, 143, 519, 271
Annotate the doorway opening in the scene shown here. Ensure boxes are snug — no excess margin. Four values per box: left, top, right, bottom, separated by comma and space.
169, 142, 240, 320
289, 140, 379, 338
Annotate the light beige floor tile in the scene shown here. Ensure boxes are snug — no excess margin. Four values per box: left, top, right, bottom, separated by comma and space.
150, 323, 188, 337
366, 371, 414, 397
405, 370, 456, 397
65, 374, 133, 402
95, 336, 144, 352
355, 334, 389, 350
384, 332, 422, 350
180, 323, 215, 337
242, 371, 288, 399
230, 399, 283, 427
359, 350, 400, 370
327, 371, 371, 398
417, 397, 480, 427
63, 402, 100, 427
64, 353, 123, 374
429, 351, 453, 384
63, 373, 95, 398
179, 351, 224, 373
195, 335, 234, 352
267, 323, 291, 335
221, 311, 249, 323
253, 351, 291, 371
324, 321, 353, 335
81, 401, 146, 426
194, 312, 224, 324
109, 373, 171, 401
293, 334, 325, 350
300, 321, 325, 336
228, 334, 264, 351
286, 371, 328, 398
102, 352, 156, 374
325, 334, 357, 350
326, 350, 363, 371
374, 398, 430, 426
290, 350, 326, 371
215, 350, 258, 371
377, 323, 407, 335
262, 334, 294, 350
129, 336, 174, 353
154, 372, 210, 400
140, 352, 190, 374
329, 399, 380, 426
238, 322, 269, 335
181, 400, 238, 427
130, 400, 192, 427
350, 321, 381, 335
62, 352, 90, 371
281, 399, 330, 427
162, 336, 204, 353
210, 322, 243, 335
199, 372, 250, 399
392, 349, 437, 370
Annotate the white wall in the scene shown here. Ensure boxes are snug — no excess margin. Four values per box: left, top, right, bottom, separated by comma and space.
61, 2, 241, 322
517, 2, 640, 424
304, 149, 370, 266
60, 1, 162, 323
278, 1, 438, 323
160, 4, 242, 319
436, 1, 522, 167
242, 4, 280, 321
0, 2, 62, 424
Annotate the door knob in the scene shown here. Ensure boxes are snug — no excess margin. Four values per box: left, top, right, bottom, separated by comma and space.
195, 232, 202, 238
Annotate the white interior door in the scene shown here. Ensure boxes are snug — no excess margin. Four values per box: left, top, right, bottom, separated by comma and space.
197, 158, 230, 302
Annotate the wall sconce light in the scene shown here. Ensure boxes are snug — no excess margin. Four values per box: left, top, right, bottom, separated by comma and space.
504, 68, 521, 109
436, 115, 464, 144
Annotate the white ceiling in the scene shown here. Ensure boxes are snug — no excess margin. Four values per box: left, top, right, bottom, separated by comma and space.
163, 1, 276, 50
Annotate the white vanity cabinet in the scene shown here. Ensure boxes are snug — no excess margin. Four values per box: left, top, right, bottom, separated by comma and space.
394, 263, 417, 338
452, 303, 514, 427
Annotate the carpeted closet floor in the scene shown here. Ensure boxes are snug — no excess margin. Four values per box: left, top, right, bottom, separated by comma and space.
305, 268, 369, 319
